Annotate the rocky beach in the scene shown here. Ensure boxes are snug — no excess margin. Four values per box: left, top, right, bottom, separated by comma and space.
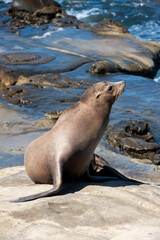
0, 0, 160, 239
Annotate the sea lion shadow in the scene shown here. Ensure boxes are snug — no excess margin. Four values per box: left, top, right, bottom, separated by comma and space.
59, 179, 143, 196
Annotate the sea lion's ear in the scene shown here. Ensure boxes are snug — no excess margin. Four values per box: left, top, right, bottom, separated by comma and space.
96, 92, 102, 99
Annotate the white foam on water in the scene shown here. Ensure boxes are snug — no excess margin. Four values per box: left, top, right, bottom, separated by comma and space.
132, 2, 145, 7
32, 31, 52, 39
32, 28, 63, 39
55, 27, 64, 32
12, 45, 24, 50
129, 20, 160, 43
154, 69, 160, 83
67, 8, 103, 20
154, 77, 160, 83
154, 76, 160, 83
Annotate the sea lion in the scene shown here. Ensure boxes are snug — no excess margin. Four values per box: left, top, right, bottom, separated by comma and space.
13, 81, 126, 202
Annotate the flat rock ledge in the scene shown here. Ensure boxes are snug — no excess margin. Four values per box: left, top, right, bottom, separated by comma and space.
1, 166, 160, 240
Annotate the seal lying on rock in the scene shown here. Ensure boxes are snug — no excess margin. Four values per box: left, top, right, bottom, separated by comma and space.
13, 81, 130, 202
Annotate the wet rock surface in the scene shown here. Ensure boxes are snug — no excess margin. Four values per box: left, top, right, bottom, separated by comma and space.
0, 69, 18, 89
89, 58, 158, 78
6, 0, 85, 30
10, 0, 61, 13
0, 52, 55, 65
0, 46, 93, 75
45, 110, 62, 120
8, 0, 61, 25
0, 72, 87, 111
107, 120, 160, 165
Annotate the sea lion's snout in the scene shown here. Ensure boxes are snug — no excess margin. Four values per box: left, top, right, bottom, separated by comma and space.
115, 80, 126, 90
113, 81, 126, 101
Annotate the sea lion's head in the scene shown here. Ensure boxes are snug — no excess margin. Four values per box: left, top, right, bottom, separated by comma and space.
81, 81, 125, 111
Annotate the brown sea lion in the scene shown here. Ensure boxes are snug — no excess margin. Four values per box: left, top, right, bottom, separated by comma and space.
13, 81, 126, 202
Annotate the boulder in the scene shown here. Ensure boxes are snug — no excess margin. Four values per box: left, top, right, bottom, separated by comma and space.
8, 0, 62, 29
89, 60, 119, 74
7, 0, 86, 29
0, 69, 18, 89
33, 5, 61, 19
91, 18, 130, 35
88, 18, 160, 78
9, 0, 60, 13
107, 120, 160, 165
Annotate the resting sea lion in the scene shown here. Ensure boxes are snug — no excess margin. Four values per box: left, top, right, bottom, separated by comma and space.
13, 81, 126, 202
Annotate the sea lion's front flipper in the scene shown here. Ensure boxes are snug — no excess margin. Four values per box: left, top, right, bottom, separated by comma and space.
87, 153, 142, 184
85, 171, 119, 182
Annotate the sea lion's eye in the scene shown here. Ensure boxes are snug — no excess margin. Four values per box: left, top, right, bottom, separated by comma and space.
108, 86, 113, 92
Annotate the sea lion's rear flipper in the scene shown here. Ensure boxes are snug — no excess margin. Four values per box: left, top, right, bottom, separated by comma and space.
87, 153, 142, 184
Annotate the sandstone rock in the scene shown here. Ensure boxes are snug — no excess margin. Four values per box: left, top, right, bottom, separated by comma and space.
125, 121, 150, 136
33, 5, 61, 19
52, 16, 83, 28
0, 69, 17, 89
1, 85, 26, 105
0, 52, 55, 66
45, 110, 62, 120
7, 0, 83, 29
89, 60, 119, 74
107, 120, 160, 165
86, 18, 160, 78
0, 166, 160, 240
0, 79, 81, 111
9, 0, 61, 13
89, 56, 159, 78
91, 18, 130, 35
16, 76, 32, 85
